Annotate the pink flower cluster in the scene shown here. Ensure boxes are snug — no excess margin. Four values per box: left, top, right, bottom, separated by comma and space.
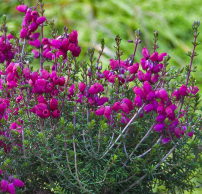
0, 170, 24, 194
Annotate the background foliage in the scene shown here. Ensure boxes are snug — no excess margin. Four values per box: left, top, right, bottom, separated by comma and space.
1, 0, 202, 193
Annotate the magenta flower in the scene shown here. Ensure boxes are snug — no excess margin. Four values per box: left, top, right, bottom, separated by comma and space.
113, 102, 121, 111
109, 59, 119, 70
122, 98, 134, 111
156, 114, 166, 123
128, 62, 139, 74
97, 97, 108, 106
162, 137, 171, 145
133, 87, 144, 98
28, 22, 38, 32
69, 30, 78, 43
154, 123, 164, 132
121, 114, 130, 124
144, 104, 154, 113
25, 9, 32, 22
78, 82, 86, 92
191, 86, 199, 94
0, 103, 6, 112
174, 127, 181, 138
37, 95, 47, 104
36, 79, 47, 86
146, 91, 155, 101
151, 74, 159, 84
36, 16, 46, 25
59, 77, 65, 86
52, 109, 61, 118
159, 88, 168, 101
50, 98, 58, 110
95, 107, 105, 116
28, 39, 41, 48
16, 5, 28, 13
134, 95, 142, 107
0, 169, 2, 174
13, 179, 24, 187
153, 63, 163, 73
30, 32, 40, 41
137, 70, 144, 82
121, 103, 130, 114
140, 58, 147, 70
158, 52, 167, 61
144, 70, 151, 81
62, 38, 70, 49
42, 109, 51, 118
88, 97, 95, 105
68, 44, 81, 57
23, 68, 30, 79
7, 183, 15, 194
104, 106, 112, 118
20, 28, 27, 38
179, 85, 187, 96
1, 180, 8, 192
188, 130, 193, 138
42, 37, 49, 45
143, 81, 152, 94
51, 39, 62, 49
150, 52, 158, 61
142, 47, 150, 59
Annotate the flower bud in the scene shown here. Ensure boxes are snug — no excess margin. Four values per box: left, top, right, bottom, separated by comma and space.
137, 70, 144, 82
140, 58, 147, 70
13, 178, 24, 187
143, 81, 152, 94
179, 84, 187, 96
95, 107, 105, 116
28, 22, 38, 32
133, 87, 144, 98
144, 70, 151, 81
121, 103, 130, 114
146, 91, 155, 101
154, 123, 164, 132
16, 5, 28, 13
134, 95, 142, 107
38, 95, 47, 104
156, 114, 166, 123
104, 106, 112, 118
144, 104, 154, 113
30, 32, 40, 41
41, 69, 50, 79
7, 183, 15, 194
158, 52, 167, 62
174, 127, 181, 138
122, 98, 134, 111
97, 97, 108, 106
142, 47, 150, 59
52, 109, 61, 118
88, 97, 95, 105
128, 62, 139, 74
153, 63, 163, 73
50, 98, 58, 110
36, 16, 46, 25
157, 105, 164, 114
20, 27, 28, 38
109, 59, 119, 70
78, 82, 85, 92
113, 102, 121, 111
53, 76, 60, 85
69, 30, 78, 42
162, 137, 171, 144
1, 180, 8, 192
51, 39, 62, 49
159, 88, 168, 101
31, 11, 38, 18
25, 8, 32, 22
62, 38, 70, 49
42, 109, 51, 118
151, 74, 159, 84
42, 37, 49, 45
150, 52, 158, 61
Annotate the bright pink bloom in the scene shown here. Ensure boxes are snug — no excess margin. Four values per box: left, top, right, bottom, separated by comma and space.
121, 103, 130, 114
30, 72, 38, 83
16, 5, 28, 13
28, 39, 41, 48
42, 37, 49, 45
28, 22, 38, 32
103, 70, 110, 79
151, 74, 159, 84
59, 77, 65, 86
78, 82, 85, 92
32, 49, 40, 58
174, 127, 181, 138
20, 28, 27, 38
104, 106, 112, 118
113, 102, 121, 111
36, 79, 46, 86
162, 138, 171, 144
156, 114, 166, 123
188, 130, 193, 138
38, 95, 47, 104
109, 59, 119, 70
133, 87, 144, 98
159, 88, 168, 101
95, 107, 105, 116
31, 11, 38, 18
144, 70, 151, 81
122, 98, 134, 111
0, 103, 6, 112
7, 183, 15, 194
179, 85, 187, 96
25, 9, 32, 22
88, 97, 95, 105
108, 75, 117, 83
69, 30, 78, 42
52, 76, 59, 85
68, 44, 81, 57
121, 114, 130, 124
97, 97, 108, 106
150, 52, 158, 61
191, 86, 199, 94
16, 95, 23, 103
50, 98, 58, 110
134, 95, 142, 107
157, 105, 164, 114
142, 47, 150, 59
23, 68, 30, 78
36, 16, 46, 25
153, 63, 163, 73
158, 52, 167, 61
137, 70, 144, 82
52, 109, 61, 118
41, 69, 50, 79
62, 38, 70, 49
140, 58, 147, 70
51, 39, 62, 49
42, 109, 51, 118
144, 104, 154, 113
143, 81, 152, 94
0, 169, 2, 174
154, 123, 164, 132
13, 179, 24, 187
30, 32, 40, 41
7, 72, 14, 82
50, 71, 57, 80
36, 103, 47, 110
146, 91, 155, 101
128, 63, 139, 74
1, 180, 8, 192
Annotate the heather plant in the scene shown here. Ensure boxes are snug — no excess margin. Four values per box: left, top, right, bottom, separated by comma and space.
0, 1, 202, 194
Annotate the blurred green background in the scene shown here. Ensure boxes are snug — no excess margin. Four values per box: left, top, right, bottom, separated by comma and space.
1, 0, 202, 193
